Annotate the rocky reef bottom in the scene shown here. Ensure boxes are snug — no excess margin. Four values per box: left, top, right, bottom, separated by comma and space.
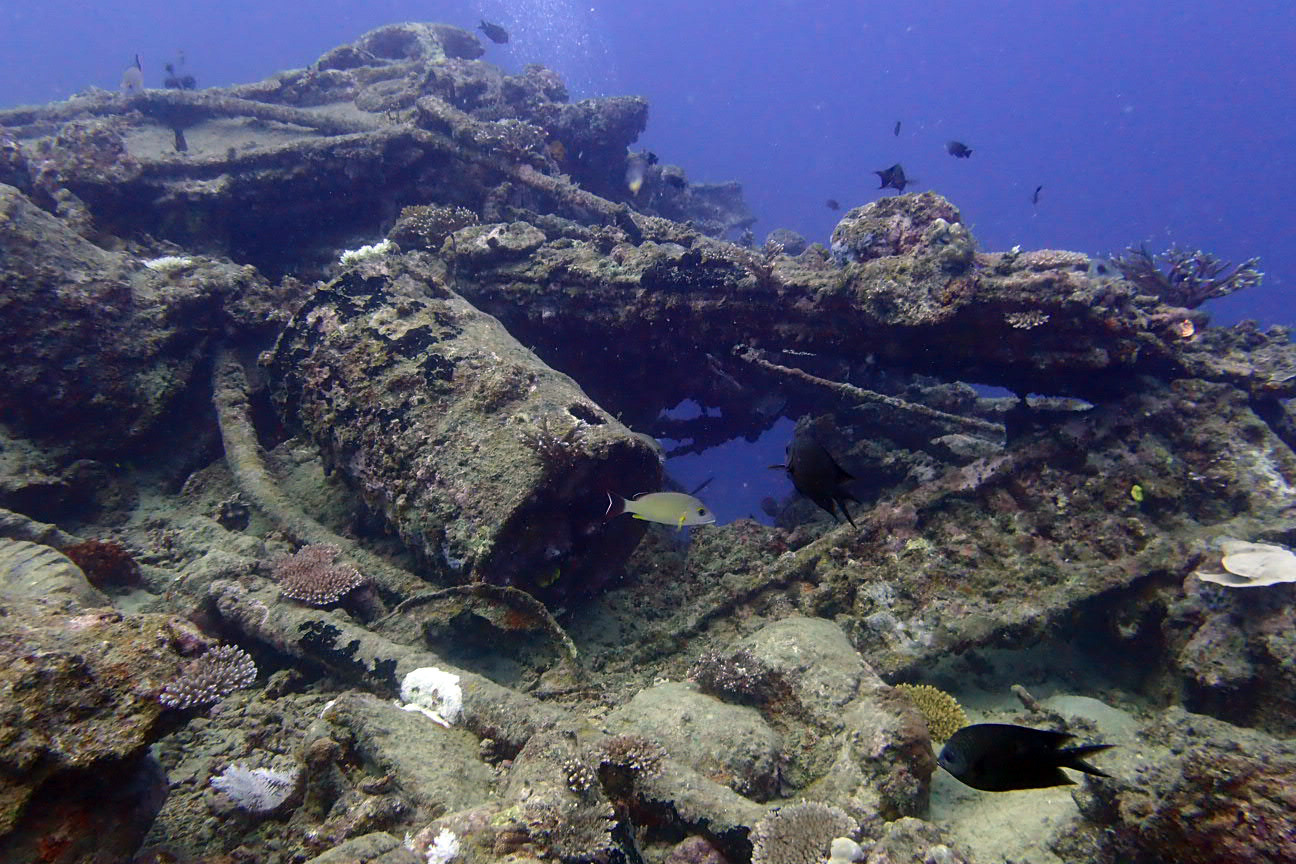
3, 396, 1295, 864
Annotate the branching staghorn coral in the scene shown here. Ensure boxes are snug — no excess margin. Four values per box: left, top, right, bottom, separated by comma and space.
740, 239, 786, 291
388, 204, 479, 251
1113, 244, 1263, 308
516, 415, 587, 471
750, 802, 857, 864
158, 643, 257, 709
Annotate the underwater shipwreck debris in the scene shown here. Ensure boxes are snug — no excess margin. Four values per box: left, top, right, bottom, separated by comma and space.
0, 183, 236, 455
212, 351, 426, 599
738, 347, 1004, 437
0, 22, 730, 274
0, 537, 109, 608
385, 582, 579, 664
447, 188, 1296, 451
267, 261, 661, 599
207, 574, 775, 841
3, 21, 1296, 864
4, 28, 1290, 416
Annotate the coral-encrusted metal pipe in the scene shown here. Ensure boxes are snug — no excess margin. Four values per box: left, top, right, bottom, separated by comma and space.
268, 258, 661, 602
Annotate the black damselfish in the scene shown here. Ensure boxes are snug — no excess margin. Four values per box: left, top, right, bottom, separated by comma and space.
946, 140, 973, 158
772, 435, 860, 527
938, 723, 1113, 792
874, 163, 911, 194
479, 20, 510, 43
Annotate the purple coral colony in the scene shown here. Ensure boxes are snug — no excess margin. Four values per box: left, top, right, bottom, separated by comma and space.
1, 18, 1294, 864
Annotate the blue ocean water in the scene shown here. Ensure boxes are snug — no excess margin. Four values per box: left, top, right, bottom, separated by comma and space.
2, 0, 1292, 522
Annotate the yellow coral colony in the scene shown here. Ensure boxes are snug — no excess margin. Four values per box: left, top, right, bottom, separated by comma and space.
894, 683, 968, 742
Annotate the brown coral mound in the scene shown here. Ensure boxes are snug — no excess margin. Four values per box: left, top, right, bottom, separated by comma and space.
389, 204, 479, 250
689, 647, 791, 706
61, 538, 140, 587
597, 733, 665, 777
0, 603, 207, 853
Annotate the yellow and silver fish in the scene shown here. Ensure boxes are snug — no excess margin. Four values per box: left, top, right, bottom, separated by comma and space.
606, 491, 716, 531
121, 55, 143, 92
624, 154, 647, 195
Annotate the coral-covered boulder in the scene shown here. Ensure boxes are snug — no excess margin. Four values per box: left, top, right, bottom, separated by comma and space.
268, 256, 661, 601
530, 96, 649, 199
1076, 708, 1296, 864
0, 184, 281, 457
352, 22, 484, 63
830, 192, 971, 267
685, 617, 934, 827
0, 596, 211, 860
739, 618, 933, 825
604, 682, 784, 800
